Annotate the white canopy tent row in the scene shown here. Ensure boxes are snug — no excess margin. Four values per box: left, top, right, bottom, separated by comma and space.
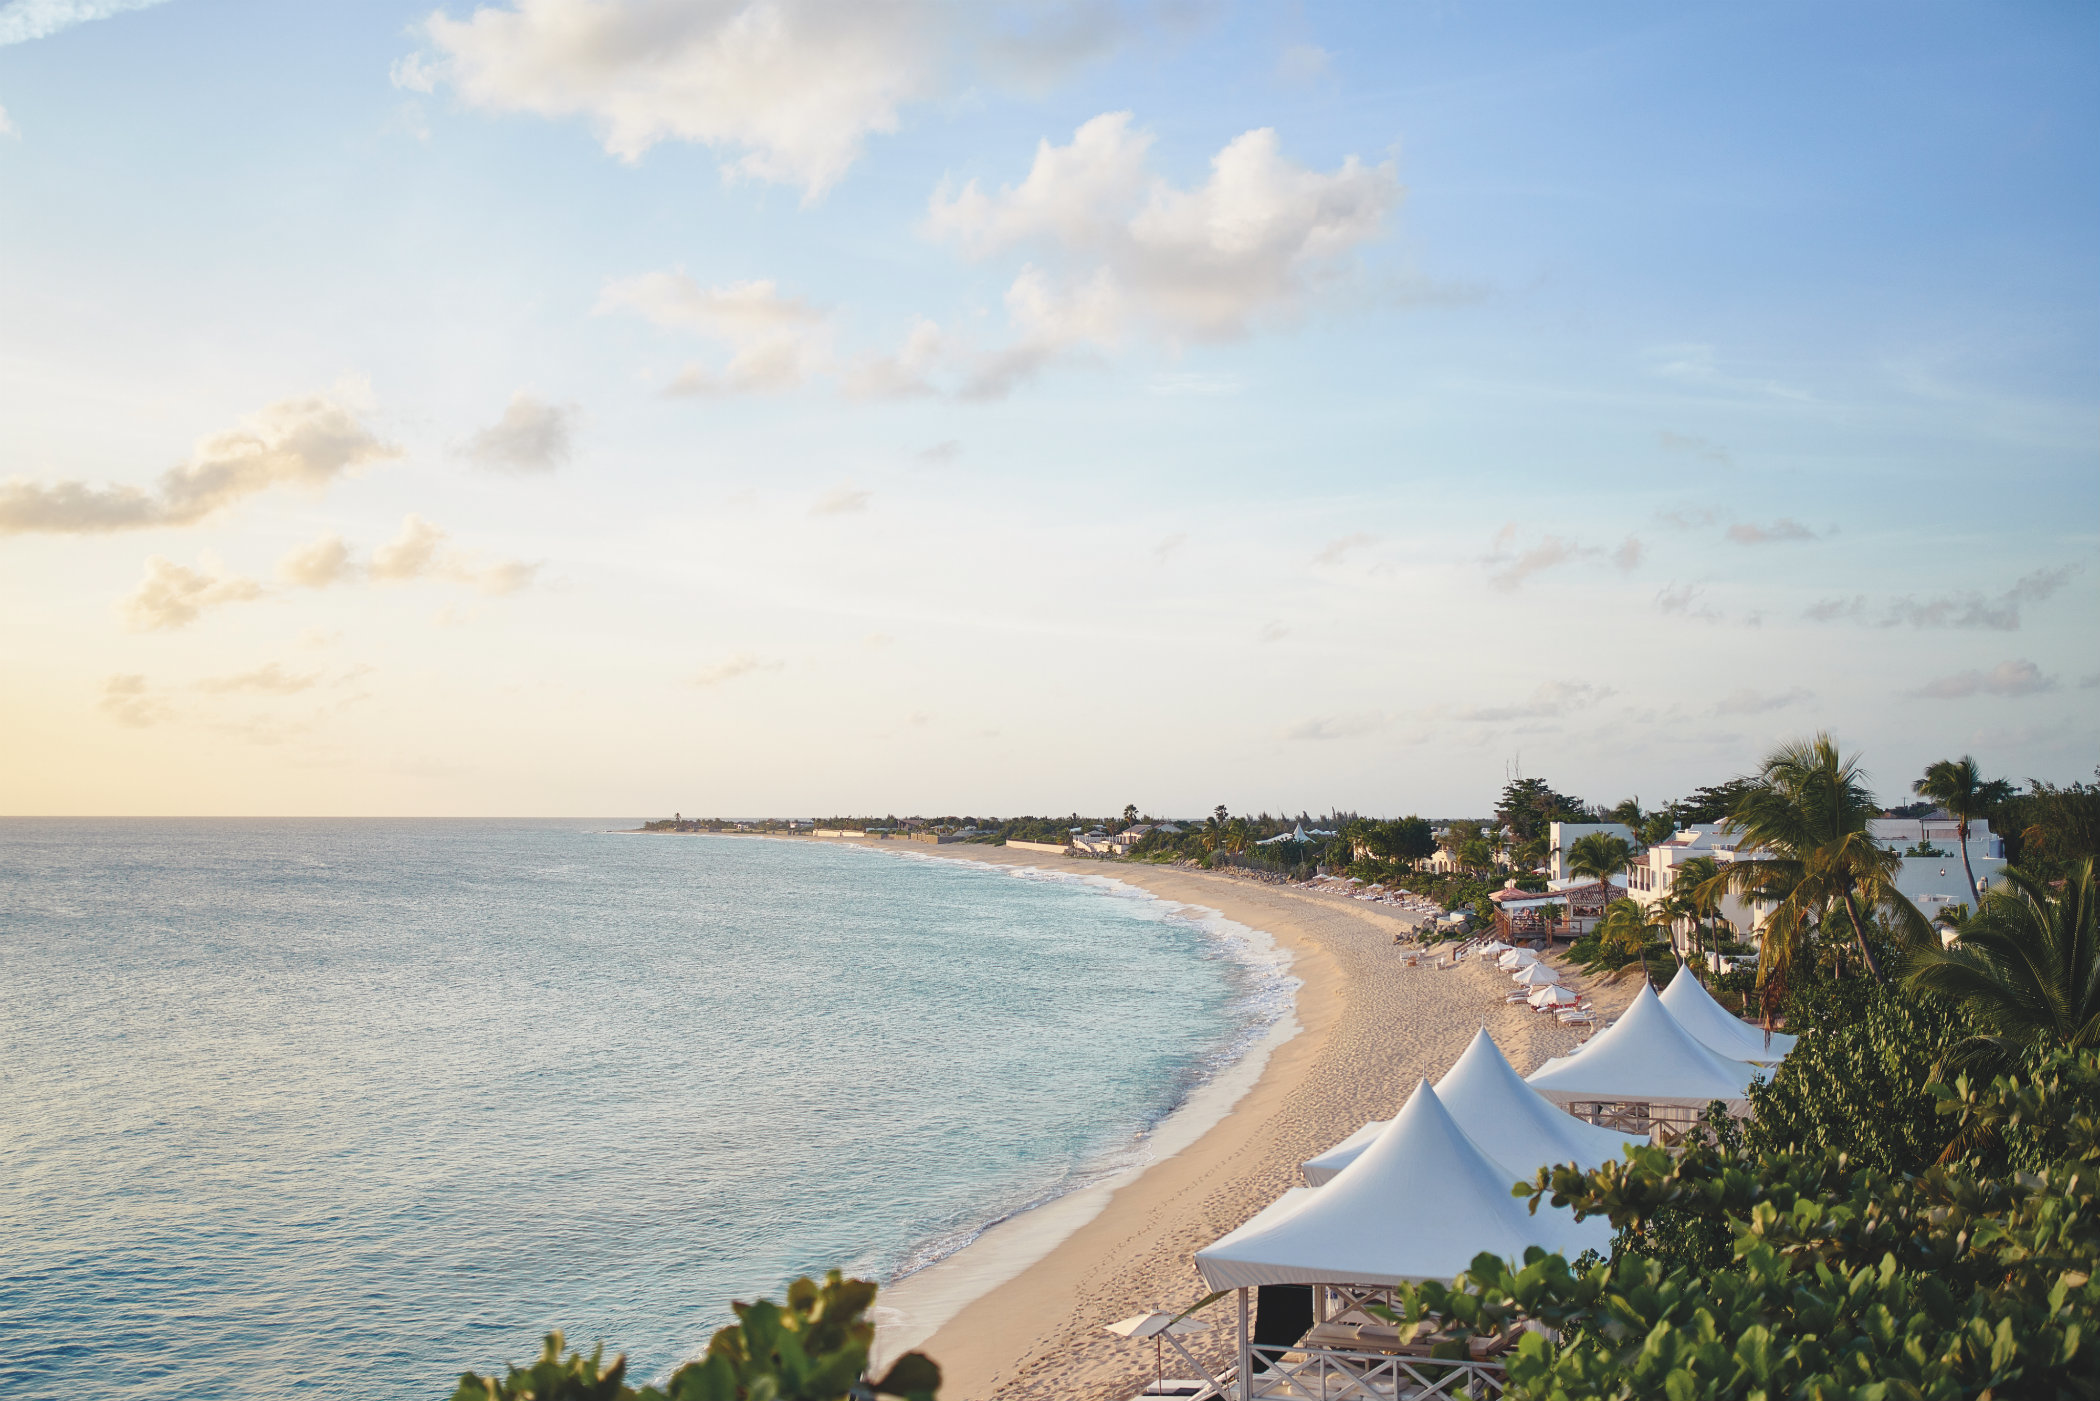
1526, 983, 1764, 1137
1302, 1028, 1641, 1186
1658, 965, 1797, 1066
1192, 1080, 1614, 1399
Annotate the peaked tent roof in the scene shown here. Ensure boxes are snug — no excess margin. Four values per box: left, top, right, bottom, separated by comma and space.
1659, 965, 1797, 1066
1202, 1081, 1612, 1289
1525, 983, 1763, 1110
1302, 1029, 1641, 1186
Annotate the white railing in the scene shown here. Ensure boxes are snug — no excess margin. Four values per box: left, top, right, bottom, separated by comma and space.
1245, 1344, 1507, 1400
1173, 1349, 1507, 1401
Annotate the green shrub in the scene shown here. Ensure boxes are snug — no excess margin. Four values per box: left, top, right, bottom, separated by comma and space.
1371, 1052, 2100, 1400
453, 1272, 938, 1401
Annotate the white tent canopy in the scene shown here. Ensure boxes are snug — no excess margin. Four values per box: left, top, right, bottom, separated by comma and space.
1201, 1081, 1612, 1289
1526, 983, 1763, 1111
1659, 966, 1796, 1066
1302, 1029, 1640, 1186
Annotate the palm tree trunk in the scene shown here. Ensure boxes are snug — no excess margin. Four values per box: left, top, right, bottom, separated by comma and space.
1840, 891, 1885, 983
1957, 815, 1979, 905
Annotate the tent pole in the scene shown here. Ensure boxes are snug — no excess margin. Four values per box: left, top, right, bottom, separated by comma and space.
1237, 1287, 1251, 1401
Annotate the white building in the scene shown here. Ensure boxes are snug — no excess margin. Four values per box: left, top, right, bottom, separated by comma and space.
1546, 822, 1637, 882
1625, 812, 2007, 943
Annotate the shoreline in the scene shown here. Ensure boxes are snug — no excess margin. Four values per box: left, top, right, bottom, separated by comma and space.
795, 839, 1624, 1401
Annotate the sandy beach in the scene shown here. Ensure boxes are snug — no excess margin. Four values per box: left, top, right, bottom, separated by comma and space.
824, 840, 1636, 1401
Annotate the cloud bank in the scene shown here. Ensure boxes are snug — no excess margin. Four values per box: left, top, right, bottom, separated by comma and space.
412, 0, 947, 197
0, 0, 172, 46
1910, 659, 2056, 700
0, 386, 397, 535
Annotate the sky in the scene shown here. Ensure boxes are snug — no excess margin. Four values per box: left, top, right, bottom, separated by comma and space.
1, 0, 2095, 818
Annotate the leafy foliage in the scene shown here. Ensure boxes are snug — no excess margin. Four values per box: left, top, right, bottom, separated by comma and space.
1996, 769, 2100, 882
1745, 978, 1974, 1174
1906, 858, 2100, 1066
1497, 778, 1590, 843
1370, 1053, 2100, 1400
452, 1273, 939, 1401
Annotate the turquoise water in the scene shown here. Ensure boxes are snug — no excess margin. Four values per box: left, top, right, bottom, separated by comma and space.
0, 821, 1287, 1398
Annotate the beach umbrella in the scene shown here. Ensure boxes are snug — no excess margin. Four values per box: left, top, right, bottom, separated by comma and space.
1511, 963, 1562, 986
1105, 1311, 1209, 1396
1477, 938, 1510, 952
1498, 949, 1540, 970
1528, 984, 1580, 1008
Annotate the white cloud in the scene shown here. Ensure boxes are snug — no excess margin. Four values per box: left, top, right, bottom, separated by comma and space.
370, 514, 540, 595
278, 533, 359, 588
464, 391, 578, 472
810, 484, 869, 516
0, 383, 398, 534
1612, 536, 1643, 569
0, 103, 14, 138
598, 272, 832, 394
1910, 659, 2056, 700
98, 673, 165, 728
1712, 686, 1812, 716
196, 663, 322, 696
1807, 567, 2075, 631
1286, 712, 1383, 741
693, 652, 783, 687
928, 111, 1399, 393
403, 1, 1185, 197
412, 0, 946, 197
1313, 532, 1374, 566
1455, 681, 1609, 723
1487, 534, 1592, 590
120, 556, 264, 632
0, 0, 171, 46
371, 514, 448, 583
1658, 432, 1731, 466
1151, 531, 1186, 563
1727, 518, 1817, 545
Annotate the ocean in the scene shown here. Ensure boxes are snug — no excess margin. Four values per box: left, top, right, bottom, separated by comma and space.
0, 820, 1289, 1398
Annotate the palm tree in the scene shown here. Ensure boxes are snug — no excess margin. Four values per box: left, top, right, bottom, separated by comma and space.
1697, 733, 1931, 989
1672, 854, 1723, 959
1609, 797, 1646, 831
1903, 859, 2099, 1060
1912, 756, 2015, 903
1567, 832, 1634, 889
1593, 897, 1673, 980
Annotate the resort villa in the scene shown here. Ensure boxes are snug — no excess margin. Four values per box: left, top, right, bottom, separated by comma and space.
1624, 815, 2008, 948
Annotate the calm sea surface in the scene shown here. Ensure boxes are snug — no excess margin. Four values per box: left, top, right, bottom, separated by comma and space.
0, 821, 1287, 1399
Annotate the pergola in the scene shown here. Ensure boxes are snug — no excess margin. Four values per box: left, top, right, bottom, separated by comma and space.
1302, 1028, 1641, 1186
1525, 983, 1763, 1137
1189, 1082, 1612, 1399
1657, 965, 1796, 1066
